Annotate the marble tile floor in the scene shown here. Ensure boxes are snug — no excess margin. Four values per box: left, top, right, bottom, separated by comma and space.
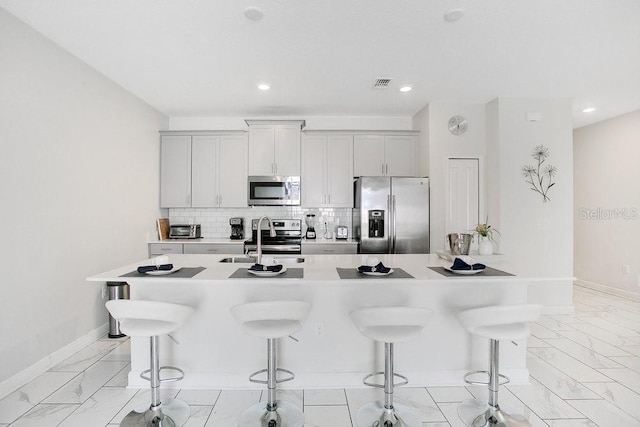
2, 285, 640, 426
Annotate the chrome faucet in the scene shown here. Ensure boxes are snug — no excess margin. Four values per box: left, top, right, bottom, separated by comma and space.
256, 216, 276, 265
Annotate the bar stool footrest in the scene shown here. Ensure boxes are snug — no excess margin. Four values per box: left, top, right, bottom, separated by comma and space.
140, 366, 185, 383
363, 371, 409, 389
248, 368, 295, 385
463, 370, 510, 386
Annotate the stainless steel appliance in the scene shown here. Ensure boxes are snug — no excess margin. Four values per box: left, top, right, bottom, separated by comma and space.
169, 224, 201, 239
229, 217, 244, 240
247, 176, 301, 206
244, 218, 302, 255
305, 214, 316, 239
335, 225, 348, 240
353, 177, 429, 254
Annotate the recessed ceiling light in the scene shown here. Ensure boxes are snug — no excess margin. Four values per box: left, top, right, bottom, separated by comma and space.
444, 8, 464, 22
582, 107, 596, 113
257, 83, 270, 91
399, 85, 412, 92
244, 7, 263, 21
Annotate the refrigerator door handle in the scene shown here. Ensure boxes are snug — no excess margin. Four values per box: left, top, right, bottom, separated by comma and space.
391, 194, 397, 253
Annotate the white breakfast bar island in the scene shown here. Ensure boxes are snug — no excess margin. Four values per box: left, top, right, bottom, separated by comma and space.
88, 254, 535, 390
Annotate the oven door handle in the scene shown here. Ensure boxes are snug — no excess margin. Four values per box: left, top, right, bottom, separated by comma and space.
259, 245, 301, 252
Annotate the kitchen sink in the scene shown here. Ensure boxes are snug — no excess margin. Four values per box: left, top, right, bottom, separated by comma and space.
219, 256, 305, 264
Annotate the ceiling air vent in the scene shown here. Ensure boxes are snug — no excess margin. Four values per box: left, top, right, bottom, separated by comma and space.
372, 78, 393, 89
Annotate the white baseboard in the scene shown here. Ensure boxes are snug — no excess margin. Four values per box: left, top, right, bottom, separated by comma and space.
0, 323, 109, 400
575, 279, 640, 302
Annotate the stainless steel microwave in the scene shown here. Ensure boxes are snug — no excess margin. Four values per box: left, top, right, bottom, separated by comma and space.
247, 176, 300, 206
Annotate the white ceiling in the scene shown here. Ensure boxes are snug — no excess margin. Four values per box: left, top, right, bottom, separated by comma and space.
2, 0, 639, 128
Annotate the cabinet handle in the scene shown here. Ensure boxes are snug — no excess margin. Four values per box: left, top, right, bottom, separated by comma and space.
275, 163, 278, 174
186, 195, 191, 205
207, 248, 219, 252
327, 194, 331, 204
385, 164, 388, 175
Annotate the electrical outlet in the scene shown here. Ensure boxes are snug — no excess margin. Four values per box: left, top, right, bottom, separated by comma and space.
314, 323, 324, 337
622, 264, 630, 274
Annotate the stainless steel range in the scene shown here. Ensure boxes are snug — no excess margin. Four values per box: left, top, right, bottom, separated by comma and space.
244, 218, 302, 255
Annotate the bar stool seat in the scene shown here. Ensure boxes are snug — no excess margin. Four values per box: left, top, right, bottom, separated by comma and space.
457, 304, 542, 427
106, 300, 194, 427
231, 300, 311, 427
350, 307, 432, 427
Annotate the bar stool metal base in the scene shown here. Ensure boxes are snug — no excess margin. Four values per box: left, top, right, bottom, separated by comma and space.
238, 400, 304, 427
119, 399, 190, 427
356, 401, 422, 427
458, 399, 531, 427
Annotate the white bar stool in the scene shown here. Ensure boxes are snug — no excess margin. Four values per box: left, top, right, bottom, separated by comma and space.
231, 300, 311, 427
350, 307, 432, 427
457, 304, 542, 427
105, 300, 194, 427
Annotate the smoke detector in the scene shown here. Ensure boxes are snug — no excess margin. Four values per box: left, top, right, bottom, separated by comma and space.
372, 78, 393, 89
244, 7, 264, 21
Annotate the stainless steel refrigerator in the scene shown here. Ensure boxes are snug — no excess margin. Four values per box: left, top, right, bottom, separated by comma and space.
353, 177, 430, 254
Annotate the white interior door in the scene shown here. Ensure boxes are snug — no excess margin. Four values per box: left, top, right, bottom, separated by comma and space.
446, 158, 479, 234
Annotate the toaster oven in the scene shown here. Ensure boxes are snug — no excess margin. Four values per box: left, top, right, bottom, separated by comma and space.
169, 224, 201, 239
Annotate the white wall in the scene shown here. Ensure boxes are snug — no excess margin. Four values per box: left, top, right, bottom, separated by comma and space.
487, 98, 574, 311
574, 110, 640, 300
0, 8, 167, 390
411, 104, 430, 177
170, 116, 413, 131
425, 103, 486, 252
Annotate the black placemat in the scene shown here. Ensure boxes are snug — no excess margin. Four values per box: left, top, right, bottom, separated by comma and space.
120, 266, 206, 278
428, 266, 514, 277
229, 268, 304, 279
336, 267, 414, 279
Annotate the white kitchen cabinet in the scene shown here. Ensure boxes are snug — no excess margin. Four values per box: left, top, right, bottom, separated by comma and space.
149, 242, 183, 256
301, 242, 358, 255
302, 133, 353, 207
160, 132, 247, 208
160, 136, 191, 207
183, 243, 243, 254
247, 120, 303, 176
353, 133, 418, 177
192, 135, 248, 207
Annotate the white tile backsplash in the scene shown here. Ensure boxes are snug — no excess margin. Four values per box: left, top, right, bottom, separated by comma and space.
168, 207, 353, 239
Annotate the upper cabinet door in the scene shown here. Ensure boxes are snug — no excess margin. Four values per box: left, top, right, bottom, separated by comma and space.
301, 135, 327, 207
191, 135, 218, 207
384, 135, 418, 177
160, 135, 192, 207
353, 135, 384, 176
218, 135, 248, 207
326, 135, 353, 207
274, 125, 301, 175
248, 126, 275, 175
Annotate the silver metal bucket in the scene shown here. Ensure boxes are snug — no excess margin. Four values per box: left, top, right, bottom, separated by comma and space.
447, 233, 472, 255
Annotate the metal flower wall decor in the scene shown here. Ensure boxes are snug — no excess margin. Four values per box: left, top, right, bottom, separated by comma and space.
522, 145, 557, 202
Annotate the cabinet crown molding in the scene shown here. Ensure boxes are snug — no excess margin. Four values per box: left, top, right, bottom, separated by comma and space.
303, 130, 419, 135
160, 130, 247, 136
244, 119, 305, 128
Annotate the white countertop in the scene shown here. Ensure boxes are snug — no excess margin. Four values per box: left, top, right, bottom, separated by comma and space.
148, 238, 244, 244
301, 238, 357, 245
149, 238, 356, 245
88, 253, 531, 283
